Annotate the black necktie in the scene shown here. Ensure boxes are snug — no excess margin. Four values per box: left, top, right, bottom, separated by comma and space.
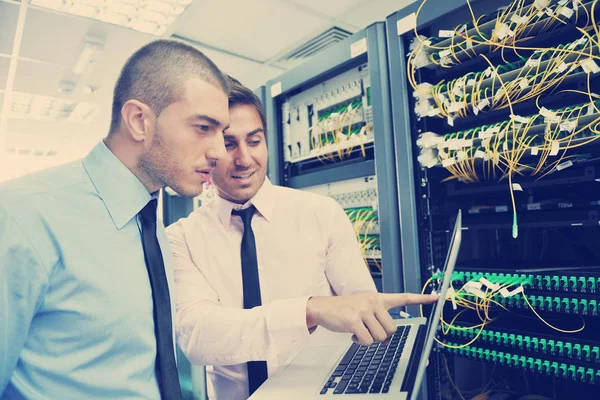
139, 199, 182, 400
232, 206, 269, 396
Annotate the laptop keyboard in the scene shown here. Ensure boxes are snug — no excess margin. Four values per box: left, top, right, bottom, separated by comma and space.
320, 325, 410, 395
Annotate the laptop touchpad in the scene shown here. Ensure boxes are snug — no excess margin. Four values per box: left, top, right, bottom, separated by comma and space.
284, 345, 344, 370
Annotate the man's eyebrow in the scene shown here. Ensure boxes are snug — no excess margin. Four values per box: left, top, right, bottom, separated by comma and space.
223, 128, 264, 139
247, 128, 265, 137
190, 115, 221, 126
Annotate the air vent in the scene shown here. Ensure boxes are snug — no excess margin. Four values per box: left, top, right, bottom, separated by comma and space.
272, 26, 353, 69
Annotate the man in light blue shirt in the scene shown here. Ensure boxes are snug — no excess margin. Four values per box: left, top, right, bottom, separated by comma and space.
0, 39, 230, 399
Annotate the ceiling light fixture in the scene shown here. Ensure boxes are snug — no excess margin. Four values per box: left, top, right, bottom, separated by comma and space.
30, 0, 194, 36
10, 91, 98, 123
72, 41, 103, 75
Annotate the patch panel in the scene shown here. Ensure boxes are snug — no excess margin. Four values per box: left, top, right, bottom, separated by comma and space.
304, 176, 378, 209
444, 343, 600, 384
496, 293, 597, 316
303, 176, 382, 265
445, 326, 600, 364
280, 63, 374, 164
437, 269, 600, 294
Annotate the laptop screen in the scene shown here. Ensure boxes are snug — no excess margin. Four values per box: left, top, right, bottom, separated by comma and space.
409, 210, 462, 400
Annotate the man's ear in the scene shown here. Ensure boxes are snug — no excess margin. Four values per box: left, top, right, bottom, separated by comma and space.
120, 99, 155, 142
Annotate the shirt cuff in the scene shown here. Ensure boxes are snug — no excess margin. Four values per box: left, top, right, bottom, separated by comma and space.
267, 296, 312, 351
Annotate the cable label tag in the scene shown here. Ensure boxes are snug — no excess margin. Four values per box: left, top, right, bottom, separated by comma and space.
534, 0, 550, 10
439, 49, 452, 58
428, 107, 441, 117
560, 120, 577, 132
581, 59, 600, 74
560, 7, 574, 18
500, 286, 524, 297
494, 88, 505, 102
447, 115, 454, 127
527, 203, 541, 210
447, 287, 458, 310
479, 277, 500, 291
512, 183, 523, 191
447, 102, 465, 113
531, 146, 539, 156
573, 0, 578, 11
475, 150, 485, 158
510, 114, 530, 124
495, 205, 508, 212
479, 131, 493, 139
587, 103, 596, 116
550, 141, 560, 156
464, 283, 487, 299
478, 98, 490, 111
556, 160, 573, 171
495, 24, 512, 40
440, 56, 452, 66
442, 157, 456, 167
540, 107, 560, 123
519, 78, 530, 89
439, 30, 454, 38
511, 14, 523, 24
526, 59, 541, 68
557, 62, 569, 73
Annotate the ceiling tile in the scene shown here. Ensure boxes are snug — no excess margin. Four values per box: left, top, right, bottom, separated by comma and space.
0, 3, 18, 55
86, 25, 154, 76
12, 59, 70, 98
285, 0, 365, 19
20, 8, 95, 67
184, 40, 265, 79
0, 57, 9, 90
174, 0, 330, 62
340, 0, 416, 29
236, 64, 286, 91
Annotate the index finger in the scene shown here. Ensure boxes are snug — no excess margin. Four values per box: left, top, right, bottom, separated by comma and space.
382, 293, 439, 310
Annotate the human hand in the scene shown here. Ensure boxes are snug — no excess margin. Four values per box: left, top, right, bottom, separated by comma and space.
306, 292, 438, 346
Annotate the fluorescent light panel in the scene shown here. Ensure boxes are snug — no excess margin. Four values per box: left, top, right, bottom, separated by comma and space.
10, 91, 97, 123
30, 0, 193, 36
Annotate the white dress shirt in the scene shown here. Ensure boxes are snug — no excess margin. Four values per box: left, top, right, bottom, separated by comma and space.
166, 178, 377, 400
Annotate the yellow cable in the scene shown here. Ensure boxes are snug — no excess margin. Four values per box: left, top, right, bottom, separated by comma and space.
522, 294, 585, 333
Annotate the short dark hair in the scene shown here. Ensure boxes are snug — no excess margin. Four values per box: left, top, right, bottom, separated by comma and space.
226, 76, 267, 135
109, 39, 229, 134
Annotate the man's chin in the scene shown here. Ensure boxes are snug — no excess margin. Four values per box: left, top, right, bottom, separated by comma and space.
169, 185, 203, 198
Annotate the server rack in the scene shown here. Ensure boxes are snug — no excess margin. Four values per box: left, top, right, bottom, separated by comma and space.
388, 0, 600, 398
265, 22, 402, 293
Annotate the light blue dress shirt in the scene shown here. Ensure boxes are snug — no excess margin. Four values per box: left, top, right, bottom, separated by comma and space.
0, 141, 176, 399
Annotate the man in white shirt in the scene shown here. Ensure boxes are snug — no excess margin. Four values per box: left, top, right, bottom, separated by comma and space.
166, 79, 437, 400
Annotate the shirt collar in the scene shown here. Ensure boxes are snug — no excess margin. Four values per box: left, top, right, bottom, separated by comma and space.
83, 140, 153, 230
214, 177, 275, 229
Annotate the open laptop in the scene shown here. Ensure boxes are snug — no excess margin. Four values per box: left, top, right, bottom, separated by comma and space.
250, 210, 462, 400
